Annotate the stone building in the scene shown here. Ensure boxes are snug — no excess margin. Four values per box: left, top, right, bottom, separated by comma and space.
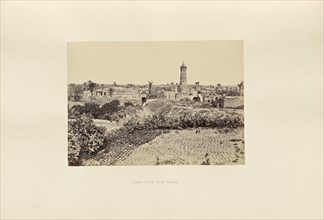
177, 62, 190, 94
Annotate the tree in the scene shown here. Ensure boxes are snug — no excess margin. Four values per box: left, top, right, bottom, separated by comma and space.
84, 80, 98, 100
237, 81, 244, 96
68, 83, 76, 101
83, 102, 101, 118
237, 81, 244, 90
68, 115, 106, 165
68, 84, 84, 101
73, 85, 84, 101
108, 87, 114, 97
126, 83, 135, 88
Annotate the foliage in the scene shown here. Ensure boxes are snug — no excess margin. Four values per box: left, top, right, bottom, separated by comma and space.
99, 100, 120, 119
237, 81, 244, 90
83, 102, 101, 118
68, 105, 85, 118
108, 88, 114, 97
68, 134, 81, 166
68, 100, 139, 122
215, 82, 243, 97
68, 115, 106, 165
124, 101, 135, 107
124, 112, 244, 131
68, 84, 84, 101
82, 126, 163, 165
69, 102, 101, 118
84, 80, 98, 99
126, 83, 135, 88
215, 89, 241, 96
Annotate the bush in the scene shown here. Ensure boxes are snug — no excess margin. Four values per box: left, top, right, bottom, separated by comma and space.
124, 101, 135, 107
83, 103, 101, 118
68, 100, 140, 122
69, 105, 85, 118
68, 134, 81, 166
99, 101, 120, 120
68, 84, 83, 101
69, 103, 101, 119
124, 112, 244, 131
68, 115, 106, 165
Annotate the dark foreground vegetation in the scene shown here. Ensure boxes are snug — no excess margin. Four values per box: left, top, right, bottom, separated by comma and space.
68, 110, 244, 165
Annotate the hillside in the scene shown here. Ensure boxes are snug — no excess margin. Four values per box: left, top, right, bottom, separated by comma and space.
144, 99, 243, 119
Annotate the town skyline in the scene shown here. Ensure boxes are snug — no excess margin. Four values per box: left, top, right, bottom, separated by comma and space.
68, 41, 243, 85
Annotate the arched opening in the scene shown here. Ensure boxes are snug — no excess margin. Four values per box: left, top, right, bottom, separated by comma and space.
141, 97, 147, 105
193, 96, 201, 102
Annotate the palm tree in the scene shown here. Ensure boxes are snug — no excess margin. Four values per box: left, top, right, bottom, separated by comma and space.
238, 81, 244, 96
237, 81, 244, 90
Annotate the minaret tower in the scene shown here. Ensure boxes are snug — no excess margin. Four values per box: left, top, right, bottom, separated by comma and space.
178, 62, 190, 93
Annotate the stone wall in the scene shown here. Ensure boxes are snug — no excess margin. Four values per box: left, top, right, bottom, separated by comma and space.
224, 96, 244, 108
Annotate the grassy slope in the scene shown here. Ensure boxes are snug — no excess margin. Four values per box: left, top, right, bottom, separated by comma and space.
145, 99, 244, 119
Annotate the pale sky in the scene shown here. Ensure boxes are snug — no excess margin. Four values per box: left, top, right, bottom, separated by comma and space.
68, 41, 243, 85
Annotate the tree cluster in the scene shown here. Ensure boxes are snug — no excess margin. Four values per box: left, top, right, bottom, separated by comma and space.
68, 100, 140, 122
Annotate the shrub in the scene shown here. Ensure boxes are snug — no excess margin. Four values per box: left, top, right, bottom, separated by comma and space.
68, 84, 83, 101
68, 134, 81, 166
68, 103, 101, 118
68, 115, 106, 165
124, 101, 135, 107
83, 102, 101, 118
69, 105, 85, 118
68, 100, 140, 122
123, 111, 244, 131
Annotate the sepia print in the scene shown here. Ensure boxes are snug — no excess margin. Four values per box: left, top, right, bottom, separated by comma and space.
68, 41, 244, 166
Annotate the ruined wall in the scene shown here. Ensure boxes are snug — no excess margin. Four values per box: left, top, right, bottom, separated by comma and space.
224, 96, 244, 108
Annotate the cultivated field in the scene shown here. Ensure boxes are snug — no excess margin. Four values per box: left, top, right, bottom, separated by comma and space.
116, 128, 244, 165
83, 128, 244, 166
